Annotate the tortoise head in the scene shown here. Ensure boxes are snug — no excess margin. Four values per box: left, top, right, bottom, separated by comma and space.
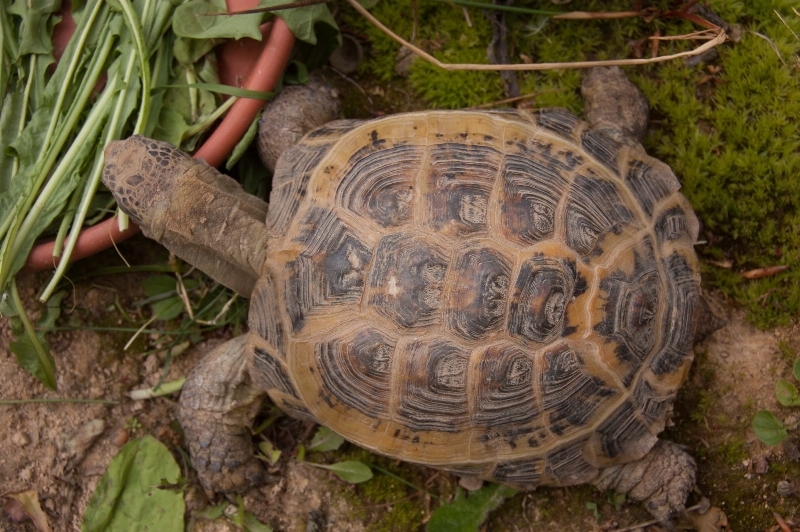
102, 136, 195, 228
102, 136, 270, 297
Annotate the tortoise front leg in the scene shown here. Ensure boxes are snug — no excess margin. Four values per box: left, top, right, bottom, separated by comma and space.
179, 335, 266, 493
592, 440, 696, 525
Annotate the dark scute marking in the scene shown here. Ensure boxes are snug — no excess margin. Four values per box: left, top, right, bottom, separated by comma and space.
581, 129, 622, 175
368, 233, 447, 329
508, 256, 575, 344
473, 344, 537, 427
397, 340, 470, 432
248, 274, 285, 353
370, 129, 386, 147
564, 174, 634, 258
654, 206, 691, 244
594, 400, 655, 460
594, 240, 660, 385
285, 209, 371, 332
315, 328, 395, 418
126, 173, 143, 186
499, 152, 569, 245
336, 144, 422, 228
267, 143, 331, 235
625, 159, 678, 216
540, 346, 614, 436
545, 438, 598, 485
492, 459, 543, 489
425, 143, 501, 235
533, 108, 580, 140
633, 379, 673, 424
253, 347, 298, 397
650, 252, 699, 375
448, 248, 511, 341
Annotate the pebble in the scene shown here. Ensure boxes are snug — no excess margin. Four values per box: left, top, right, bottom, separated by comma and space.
112, 428, 130, 448
11, 432, 29, 447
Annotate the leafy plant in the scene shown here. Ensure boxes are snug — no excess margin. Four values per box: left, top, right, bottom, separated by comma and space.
82, 436, 184, 531
305, 460, 374, 484
307, 426, 345, 452
427, 484, 517, 532
753, 356, 800, 445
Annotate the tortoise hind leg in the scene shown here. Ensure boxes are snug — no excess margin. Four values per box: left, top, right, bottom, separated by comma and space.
592, 439, 696, 525
179, 335, 266, 493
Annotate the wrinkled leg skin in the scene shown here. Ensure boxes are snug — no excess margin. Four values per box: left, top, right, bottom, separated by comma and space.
592, 440, 696, 527
178, 335, 265, 493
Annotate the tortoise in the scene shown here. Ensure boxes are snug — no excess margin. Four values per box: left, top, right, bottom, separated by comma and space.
101, 68, 702, 523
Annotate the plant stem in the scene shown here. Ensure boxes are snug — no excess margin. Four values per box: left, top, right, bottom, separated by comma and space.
431, 0, 562, 16
9, 278, 56, 390
39, 0, 106, 160
0, 398, 119, 405
40, 48, 140, 302
128, 378, 186, 400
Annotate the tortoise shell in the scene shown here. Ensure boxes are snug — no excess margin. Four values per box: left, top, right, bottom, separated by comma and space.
247, 108, 700, 489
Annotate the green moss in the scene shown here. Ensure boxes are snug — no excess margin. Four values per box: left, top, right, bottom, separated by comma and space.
333, 447, 429, 532
718, 437, 748, 465
634, 4, 800, 327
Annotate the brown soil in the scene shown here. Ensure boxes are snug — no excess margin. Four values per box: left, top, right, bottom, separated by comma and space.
1, 247, 800, 532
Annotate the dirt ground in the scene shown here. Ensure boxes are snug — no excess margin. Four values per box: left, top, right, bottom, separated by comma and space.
1, 240, 800, 532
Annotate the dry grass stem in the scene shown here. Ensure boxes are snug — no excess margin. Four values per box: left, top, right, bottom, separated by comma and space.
347, 0, 727, 71
469, 89, 558, 109
552, 10, 651, 20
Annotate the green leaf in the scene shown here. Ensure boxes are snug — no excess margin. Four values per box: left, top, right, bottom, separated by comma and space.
8, 0, 61, 56
226, 114, 260, 169
160, 83, 275, 100
794, 357, 800, 382
586, 501, 600, 521
9, 333, 56, 389
193, 502, 227, 520
81, 435, 185, 532
258, 440, 282, 465
173, 0, 264, 41
4, 284, 63, 390
752, 409, 788, 446
266, 0, 339, 46
308, 460, 373, 484
307, 426, 345, 453
152, 296, 184, 321
143, 274, 176, 297
243, 511, 273, 532
427, 484, 517, 532
776, 379, 800, 407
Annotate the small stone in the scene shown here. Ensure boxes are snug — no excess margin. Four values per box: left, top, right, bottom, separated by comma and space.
3, 498, 28, 523
754, 455, 769, 474
18, 466, 33, 482
458, 475, 484, 491
741, 458, 750, 468
11, 431, 29, 447
112, 428, 129, 448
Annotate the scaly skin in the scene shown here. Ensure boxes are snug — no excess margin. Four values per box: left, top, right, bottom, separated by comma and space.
593, 440, 697, 528
177, 335, 265, 493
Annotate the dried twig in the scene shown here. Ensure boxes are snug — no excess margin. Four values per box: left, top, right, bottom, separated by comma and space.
468, 89, 557, 109
773, 512, 792, 532
346, 0, 727, 71
742, 265, 789, 279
